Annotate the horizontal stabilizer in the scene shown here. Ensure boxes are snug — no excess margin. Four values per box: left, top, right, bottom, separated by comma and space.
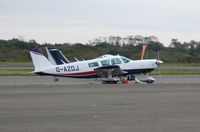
46, 47, 70, 65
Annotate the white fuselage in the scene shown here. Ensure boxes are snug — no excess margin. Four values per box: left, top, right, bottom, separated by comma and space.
38, 54, 159, 78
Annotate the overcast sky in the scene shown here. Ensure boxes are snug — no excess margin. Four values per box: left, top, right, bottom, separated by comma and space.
0, 0, 200, 45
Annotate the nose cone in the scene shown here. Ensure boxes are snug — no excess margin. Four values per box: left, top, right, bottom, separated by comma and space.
156, 60, 164, 65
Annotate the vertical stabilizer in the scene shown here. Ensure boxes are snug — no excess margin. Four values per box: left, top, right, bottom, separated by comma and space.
29, 49, 53, 72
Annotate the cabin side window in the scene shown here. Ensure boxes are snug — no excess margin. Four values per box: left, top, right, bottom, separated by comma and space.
121, 57, 130, 63
111, 58, 122, 65
88, 62, 99, 68
101, 60, 110, 66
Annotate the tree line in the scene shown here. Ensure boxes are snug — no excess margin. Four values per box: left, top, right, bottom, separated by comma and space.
0, 38, 200, 63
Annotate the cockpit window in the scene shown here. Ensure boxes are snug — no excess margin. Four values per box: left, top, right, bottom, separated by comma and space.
88, 62, 99, 68
121, 56, 130, 63
111, 58, 122, 65
101, 60, 110, 66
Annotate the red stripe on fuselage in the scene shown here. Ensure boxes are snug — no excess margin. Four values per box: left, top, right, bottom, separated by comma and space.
58, 71, 96, 76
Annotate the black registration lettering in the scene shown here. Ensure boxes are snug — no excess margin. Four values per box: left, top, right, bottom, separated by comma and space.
67, 66, 71, 71
56, 67, 60, 72
75, 66, 79, 71
62, 66, 80, 72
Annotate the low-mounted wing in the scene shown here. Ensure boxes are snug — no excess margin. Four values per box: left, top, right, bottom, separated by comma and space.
94, 65, 126, 78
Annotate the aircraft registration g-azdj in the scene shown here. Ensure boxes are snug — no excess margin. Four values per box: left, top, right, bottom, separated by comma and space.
29, 48, 163, 84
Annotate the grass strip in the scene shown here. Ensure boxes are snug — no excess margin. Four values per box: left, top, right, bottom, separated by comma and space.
151, 69, 200, 75
0, 69, 34, 76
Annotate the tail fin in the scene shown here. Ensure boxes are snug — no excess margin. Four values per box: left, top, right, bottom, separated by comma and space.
29, 49, 53, 72
46, 47, 70, 65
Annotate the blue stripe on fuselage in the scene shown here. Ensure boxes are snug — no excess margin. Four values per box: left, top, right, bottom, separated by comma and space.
123, 68, 154, 75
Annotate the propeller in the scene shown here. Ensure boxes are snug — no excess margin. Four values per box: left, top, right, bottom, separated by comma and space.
156, 49, 163, 76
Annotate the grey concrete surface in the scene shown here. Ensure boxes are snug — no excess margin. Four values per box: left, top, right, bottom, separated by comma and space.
0, 76, 90, 86
0, 76, 200, 132
0, 75, 200, 86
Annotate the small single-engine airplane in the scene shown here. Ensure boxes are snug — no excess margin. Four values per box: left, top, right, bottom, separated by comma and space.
29, 48, 163, 84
